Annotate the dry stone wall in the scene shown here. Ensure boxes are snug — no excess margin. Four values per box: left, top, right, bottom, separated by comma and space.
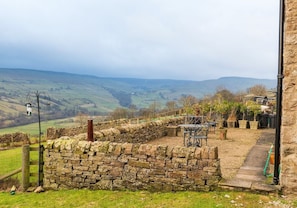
44, 140, 221, 191
47, 119, 130, 139
0, 132, 29, 147
47, 118, 184, 144
281, 0, 297, 195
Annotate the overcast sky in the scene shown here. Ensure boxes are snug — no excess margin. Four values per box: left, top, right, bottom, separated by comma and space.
0, 0, 279, 81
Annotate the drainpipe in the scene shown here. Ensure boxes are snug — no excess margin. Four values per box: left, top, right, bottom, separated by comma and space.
274, 0, 285, 185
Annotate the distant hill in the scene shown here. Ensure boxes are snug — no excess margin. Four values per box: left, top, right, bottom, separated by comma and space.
0, 68, 276, 128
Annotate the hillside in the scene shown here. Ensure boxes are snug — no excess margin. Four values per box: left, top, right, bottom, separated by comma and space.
0, 68, 276, 128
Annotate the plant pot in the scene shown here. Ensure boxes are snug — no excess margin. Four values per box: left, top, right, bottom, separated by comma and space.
219, 128, 227, 140
217, 120, 224, 128
227, 121, 236, 128
249, 121, 259, 129
270, 153, 275, 165
238, 120, 248, 129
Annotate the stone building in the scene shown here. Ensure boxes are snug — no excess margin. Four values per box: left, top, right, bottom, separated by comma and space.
280, 0, 297, 195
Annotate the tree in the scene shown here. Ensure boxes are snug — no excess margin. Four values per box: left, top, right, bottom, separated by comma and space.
148, 101, 161, 118
246, 101, 261, 121
179, 95, 198, 115
213, 89, 235, 102
238, 102, 248, 120
214, 100, 232, 118
199, 101, 213, 118
128, 104, 137, 118
139, 108, 152, 118
233, 91, 247, 102
166, 101, 178, 111
248, 84, 267, 96
109, 107, 129, 120
76, 113, 89, 126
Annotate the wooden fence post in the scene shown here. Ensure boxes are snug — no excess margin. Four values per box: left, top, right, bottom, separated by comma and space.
87, 120, 94, 142
39, 145, 44, 186
22, 144, 30, 191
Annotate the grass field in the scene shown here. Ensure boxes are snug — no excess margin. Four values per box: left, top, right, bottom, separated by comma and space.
0, 147, 22, 176
0, 115, 109, 137
0, 189, 294, 208
0, 118, 77, 136
0, 145, 40, 185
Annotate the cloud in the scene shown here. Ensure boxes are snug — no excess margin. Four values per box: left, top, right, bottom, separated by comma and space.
0, 0, 279, 80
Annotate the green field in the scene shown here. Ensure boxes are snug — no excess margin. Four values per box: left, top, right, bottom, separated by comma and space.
0, 144, 39, 184
0, 147, 22, 176
0, 189, 295, 208
0, 118, 76, 136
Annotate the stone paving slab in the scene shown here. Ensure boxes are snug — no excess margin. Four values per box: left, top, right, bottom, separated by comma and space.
238, 166, 263, 172
243, 145, 271, 167
236, 174, 265, 182
251, 182, 280, 193
218, 129, 279, 194
219, 178, 252, 189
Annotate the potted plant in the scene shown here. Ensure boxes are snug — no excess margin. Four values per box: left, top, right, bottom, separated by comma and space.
199, 101, 212, 120
214, 100, 231, 128
227, 102, 239, 128
246, 101, 261, 129
238, 102, 248, 129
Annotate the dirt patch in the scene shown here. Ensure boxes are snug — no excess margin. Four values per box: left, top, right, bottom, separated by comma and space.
0, 178, 20, 191
146, 128, 275, 179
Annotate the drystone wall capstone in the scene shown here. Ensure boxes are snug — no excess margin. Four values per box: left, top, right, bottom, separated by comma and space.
281, 0, 297, 195
46, 119, 130, 139
47, 117, 184, 144
44, 140, 221, 191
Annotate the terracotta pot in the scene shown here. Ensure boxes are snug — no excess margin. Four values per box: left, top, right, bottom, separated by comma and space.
219, 129, 227, 140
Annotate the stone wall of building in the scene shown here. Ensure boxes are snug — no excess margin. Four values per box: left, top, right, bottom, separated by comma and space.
44, 140, 221, 191
280, 0, 297, 195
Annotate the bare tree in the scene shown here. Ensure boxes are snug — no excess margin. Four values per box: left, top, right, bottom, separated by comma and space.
179, 95, 198, 115
212, 88, 235, 102
139, 108, 151, 118
149, 101, 161, 118
166, 101, 178, 111
76, 113, 89, 126
109, 107, 129, 120
128, 104, 137, 118
247, 84, 267, 96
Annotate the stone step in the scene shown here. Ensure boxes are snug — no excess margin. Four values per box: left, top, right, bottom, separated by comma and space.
219, 179, 280, 194
240, 166, 263, 171
235, 174, 265, 181
219, 179, 252, 189
237, 167, 263, 175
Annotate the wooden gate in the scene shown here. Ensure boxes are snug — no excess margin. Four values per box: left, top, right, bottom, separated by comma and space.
22, 144, 44, 190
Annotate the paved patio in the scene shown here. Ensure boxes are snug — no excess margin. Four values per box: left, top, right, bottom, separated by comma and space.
147, 128, 280, 194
